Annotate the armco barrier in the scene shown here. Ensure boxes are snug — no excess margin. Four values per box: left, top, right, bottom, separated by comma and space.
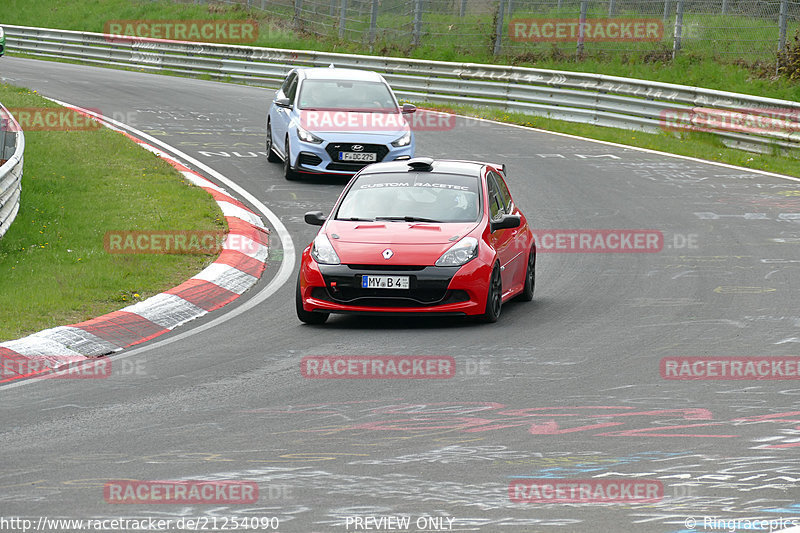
5, 24, 800, 153
0, 103, 23, 240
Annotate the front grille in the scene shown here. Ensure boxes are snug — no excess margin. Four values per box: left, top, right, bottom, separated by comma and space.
325, 143, 389, 164
311, 287, 469, 308
298, 152, 322, 166
346, 264, 427, 272
313, 264, 464, 308
326, 162, 371, 172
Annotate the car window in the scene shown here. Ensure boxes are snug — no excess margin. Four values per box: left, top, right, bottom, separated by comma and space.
280, 72, 296, 99
336, 172, 481, 223
489, 171, 513, 213
486, 174, 505, 221
285, 75, 299, 104
297, 80, 397, 111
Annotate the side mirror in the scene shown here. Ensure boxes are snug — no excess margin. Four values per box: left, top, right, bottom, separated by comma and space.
402, 103, 417, 114
304, 211, 326, 226
490, 214, 521, 233
275, 97, 292, 108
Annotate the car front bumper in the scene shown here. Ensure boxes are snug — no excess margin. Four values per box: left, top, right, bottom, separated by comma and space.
292, 138, 414, 176
298, 250, 493, 316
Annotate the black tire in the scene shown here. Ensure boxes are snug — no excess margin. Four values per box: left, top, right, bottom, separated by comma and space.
296, 277, 328, 324
517, 247, 535, 302
480, 264, 502, 323
284, 137, 298, 181
266, 120, 281, 163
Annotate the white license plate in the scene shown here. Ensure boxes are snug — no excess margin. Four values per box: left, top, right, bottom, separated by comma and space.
340, 151, 377, 162
361, 275, 409, 289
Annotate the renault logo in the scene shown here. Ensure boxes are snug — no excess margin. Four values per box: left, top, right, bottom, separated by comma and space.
382, 249, 393, 259
352, 144, 364, 151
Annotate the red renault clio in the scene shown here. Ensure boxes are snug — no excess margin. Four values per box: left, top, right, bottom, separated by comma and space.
296, 157, 535, 324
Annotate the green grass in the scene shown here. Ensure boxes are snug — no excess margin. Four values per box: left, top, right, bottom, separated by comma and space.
0, 84, 224, 341
3, 0, 800, 101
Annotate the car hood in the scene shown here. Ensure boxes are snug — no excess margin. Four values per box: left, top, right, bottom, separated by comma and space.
327, 220, 477, 244
298, 110, 409, 136
325, 220, 479, 264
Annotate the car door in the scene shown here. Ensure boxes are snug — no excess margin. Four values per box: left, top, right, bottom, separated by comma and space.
491, 170, 528, 287
271, 71, 298, 151
486, 171, 519, 294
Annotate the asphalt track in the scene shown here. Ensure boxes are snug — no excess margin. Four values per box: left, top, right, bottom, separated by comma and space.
1, 57, 800, 533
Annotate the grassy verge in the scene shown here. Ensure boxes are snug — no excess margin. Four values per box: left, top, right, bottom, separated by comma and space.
415, 102, 800, 178
0, 84, 224, 341
3, 0, 800, 101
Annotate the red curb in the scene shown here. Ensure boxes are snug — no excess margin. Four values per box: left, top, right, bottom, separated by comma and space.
165, 279, 239, 312
227, 218, 270, 247
0, 347, 51, 382
215, 249, 266, 278
71, 311, 169, 348
203, 187, 250, 211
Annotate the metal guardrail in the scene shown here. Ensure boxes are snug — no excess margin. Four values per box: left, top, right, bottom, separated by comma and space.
0, 103, 24, 240
5, 24, 800, 154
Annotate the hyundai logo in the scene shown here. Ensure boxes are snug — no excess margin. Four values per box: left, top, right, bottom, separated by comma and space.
352, 144, 364, 152
382, 249, 393, 259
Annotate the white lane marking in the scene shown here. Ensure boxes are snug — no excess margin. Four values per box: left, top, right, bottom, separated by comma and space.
427, 109, 800, 183
0, 100, 296, 391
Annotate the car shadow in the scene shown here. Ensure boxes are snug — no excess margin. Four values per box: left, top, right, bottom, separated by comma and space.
303, 297, 551, 330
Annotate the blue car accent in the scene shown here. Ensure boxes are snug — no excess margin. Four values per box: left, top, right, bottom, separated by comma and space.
266, 66, 416, 180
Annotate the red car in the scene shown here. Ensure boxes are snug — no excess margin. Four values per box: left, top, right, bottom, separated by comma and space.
296, 157, 535, 324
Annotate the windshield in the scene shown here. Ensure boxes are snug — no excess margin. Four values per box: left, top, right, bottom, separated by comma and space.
297, 79, 398, 111
336, 172, 481, 223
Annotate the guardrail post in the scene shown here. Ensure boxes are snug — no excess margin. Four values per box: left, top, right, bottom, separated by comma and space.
663, 0, 671, 21
339, 0, 347, 39
413, 0, 423, 46
330, 0, 336, 17
460, 0, 467, 17
721, 0, 728, 15
493, 0, 506, 56
779, 0, 788, 52
507, 0, 514, 17
294, 0, 303, 29
672, 0, 684, 59
608, 0, 616, 17
369, 0, 378, 43
0, 117, 6, 160
577, 0, 588, 56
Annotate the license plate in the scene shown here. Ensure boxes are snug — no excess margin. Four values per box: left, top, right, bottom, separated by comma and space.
339, 151, 377, 162
361, 275, 409, 289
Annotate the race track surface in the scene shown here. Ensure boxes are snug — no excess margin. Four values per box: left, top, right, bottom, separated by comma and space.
1, 57, 799, 533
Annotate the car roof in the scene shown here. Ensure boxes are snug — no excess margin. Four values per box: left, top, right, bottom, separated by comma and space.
359, 158, 492, 178
297, 67, 386, 83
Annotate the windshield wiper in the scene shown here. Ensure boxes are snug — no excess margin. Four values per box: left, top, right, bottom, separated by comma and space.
375, 216, 442, 223
338, 217, 375, 221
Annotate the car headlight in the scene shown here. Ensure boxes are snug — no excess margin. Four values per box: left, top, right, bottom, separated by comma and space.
391, 130, 412, 148
435, 237, 478, 267
311, 234, 341, 265
297, 125, 323, 144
